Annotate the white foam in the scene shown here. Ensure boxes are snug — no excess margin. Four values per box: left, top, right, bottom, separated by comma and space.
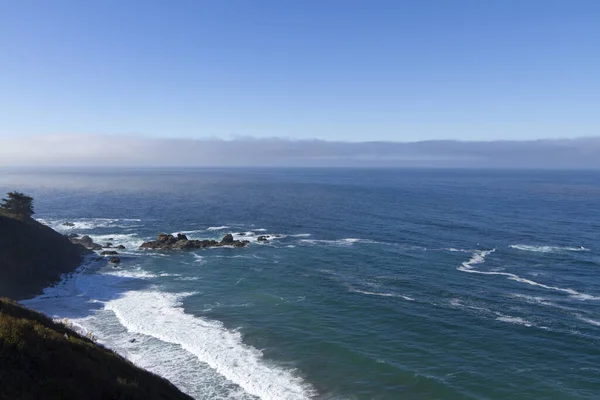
348, 287, 414, 301
87, 233, 145, 250
290, 234, 311, 238
496, 315, 533, 327
509, 244, 590, 253
206, 226, 230, 231
458, 250, 600, 300
104, 291, 314, 400
105, 267, 158, 280
577, 316, 600, 327
193, 254, 206, 264
445, 248, 473, 253
300, 238, 375, 246
37, 218, 143, 231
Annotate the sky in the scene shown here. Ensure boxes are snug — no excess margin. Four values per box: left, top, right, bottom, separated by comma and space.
1, 0, 599, 145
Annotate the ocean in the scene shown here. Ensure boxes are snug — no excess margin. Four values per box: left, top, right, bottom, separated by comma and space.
1, 168, 599, 399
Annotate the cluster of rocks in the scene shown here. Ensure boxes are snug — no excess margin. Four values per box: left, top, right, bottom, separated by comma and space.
66, 234, 125, 265
139, 233, 249, 250
67, 234, 126, 251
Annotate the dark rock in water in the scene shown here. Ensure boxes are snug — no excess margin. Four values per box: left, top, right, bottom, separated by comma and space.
108, 257, 121, 264
116, 245, 126, 249
107, 238, 114, 241
238, 232, 246, 236
62, 222, 75, 227
221, 234, 234, 244
70, 235, 103, 250
67, 233, 79, 239
100, 251, 119, 256
129, 338, 136, 343
104, 242, 113, 248
139, 232, 249, 250
257, 235, 268, 242
80, 236, 93, 246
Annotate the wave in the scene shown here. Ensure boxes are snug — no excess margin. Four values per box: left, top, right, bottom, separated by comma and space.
349, 288, 415, 301
458, 250, 600, 300
104, 291, 315, 400
495, 315, 534, 327
37, 218, 143, 231
300, 238, 376, 246
577, 316, 600, 327
206, 226, 230, 231
509, 244, 590, 253
87, 233, 145, 250
192, 254, 205, 264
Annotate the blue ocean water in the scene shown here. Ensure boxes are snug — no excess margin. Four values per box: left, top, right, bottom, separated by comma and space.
2, 168, 600, 399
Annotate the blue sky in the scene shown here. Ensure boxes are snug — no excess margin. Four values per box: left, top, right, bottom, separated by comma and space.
1, 0, 599, 142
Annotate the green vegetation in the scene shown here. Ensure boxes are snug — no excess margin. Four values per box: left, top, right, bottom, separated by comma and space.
0, 298, 193, 400
0, 191, 34, 220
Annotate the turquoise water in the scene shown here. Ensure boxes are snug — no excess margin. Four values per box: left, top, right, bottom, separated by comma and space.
2, 168, 600, 399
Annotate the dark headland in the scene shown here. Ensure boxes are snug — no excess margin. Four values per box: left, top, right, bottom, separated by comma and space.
0, 193, 193, 400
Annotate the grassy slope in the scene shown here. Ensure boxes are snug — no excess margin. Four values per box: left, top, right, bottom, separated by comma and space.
0, 213, 90, 299
0, 298, 193, 400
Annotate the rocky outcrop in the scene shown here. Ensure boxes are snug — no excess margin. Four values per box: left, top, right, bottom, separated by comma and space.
69, 235, 102, 250
139, 233, 249, 250
108, 257, 121, 264
0, 215, 91, 299
100, 250, 119, 256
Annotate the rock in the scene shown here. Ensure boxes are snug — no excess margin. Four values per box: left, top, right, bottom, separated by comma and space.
108, 257, 121, 264
100, 251, 118, 256
116, 245, 126, 249
157, 234, 174, 242
237, 232, 246, 236
67, 233, 79, 239
139, 231, 248, 250
221, 234, 234, 244
257, 235, 268, 242
80, 236, 93, 246
70, 235, 103, 250
129, 338, 136, 343
104, 242, 113, 248
62, 222, 75, 227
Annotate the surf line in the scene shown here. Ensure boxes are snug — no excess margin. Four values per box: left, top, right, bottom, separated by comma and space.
458, 250, 599, 300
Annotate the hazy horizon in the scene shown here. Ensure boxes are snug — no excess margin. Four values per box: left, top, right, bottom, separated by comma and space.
2, 135, 600, 169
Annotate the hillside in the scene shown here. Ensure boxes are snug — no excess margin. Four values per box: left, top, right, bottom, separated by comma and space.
0, 297, 193, 400
0, 213, 90, 299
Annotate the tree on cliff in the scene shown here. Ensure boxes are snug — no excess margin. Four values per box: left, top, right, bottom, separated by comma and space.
0, 191, 34, 219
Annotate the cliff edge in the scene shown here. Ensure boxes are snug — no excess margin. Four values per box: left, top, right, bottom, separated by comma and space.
0, 213, 90, 299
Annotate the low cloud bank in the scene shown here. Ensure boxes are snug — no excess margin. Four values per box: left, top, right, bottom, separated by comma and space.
1, 134, 600, 169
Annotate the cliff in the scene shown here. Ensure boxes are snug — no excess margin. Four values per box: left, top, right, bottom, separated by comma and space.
0, 297, 193, 400
0, 213, 90, 299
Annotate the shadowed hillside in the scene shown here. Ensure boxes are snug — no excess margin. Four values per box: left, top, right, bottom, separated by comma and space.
0, 211, 90, 299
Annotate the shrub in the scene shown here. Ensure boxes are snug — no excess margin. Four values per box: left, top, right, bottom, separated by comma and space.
0, 191, 34, 219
